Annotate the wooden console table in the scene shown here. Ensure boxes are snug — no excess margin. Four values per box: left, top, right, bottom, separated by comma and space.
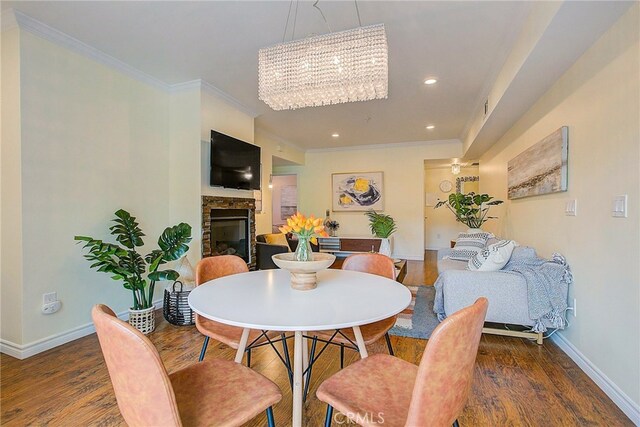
318, 236, 382, 255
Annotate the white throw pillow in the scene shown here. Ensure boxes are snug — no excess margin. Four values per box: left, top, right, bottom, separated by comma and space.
468, 240, 517, 271
448, 231, 492, 261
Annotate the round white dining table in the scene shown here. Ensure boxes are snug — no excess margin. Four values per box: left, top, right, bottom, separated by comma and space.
188, 268, 411, 427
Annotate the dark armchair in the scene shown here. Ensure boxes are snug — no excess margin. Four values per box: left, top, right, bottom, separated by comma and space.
255, 233, 319, 270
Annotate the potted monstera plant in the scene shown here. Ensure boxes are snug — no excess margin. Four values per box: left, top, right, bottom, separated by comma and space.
75, 209, 192, 334
364, 210, 397, 257
435, 192, 503, 231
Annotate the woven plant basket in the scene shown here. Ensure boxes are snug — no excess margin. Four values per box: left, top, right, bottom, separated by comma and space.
129, 306, 155, 335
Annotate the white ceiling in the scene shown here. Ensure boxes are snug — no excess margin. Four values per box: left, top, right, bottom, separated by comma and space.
2, 1, 632, 152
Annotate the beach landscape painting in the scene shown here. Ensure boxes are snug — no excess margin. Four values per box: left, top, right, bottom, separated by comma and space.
508, 127, 568, 199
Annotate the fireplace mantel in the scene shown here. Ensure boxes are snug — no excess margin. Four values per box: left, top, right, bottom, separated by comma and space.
202, 196, 256, 269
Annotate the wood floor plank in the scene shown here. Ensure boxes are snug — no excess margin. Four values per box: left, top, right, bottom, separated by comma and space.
0, 251, 632, 426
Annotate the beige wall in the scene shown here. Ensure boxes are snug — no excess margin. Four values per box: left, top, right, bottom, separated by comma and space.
292, 141, 462, 260
424, 165, 479, 249
480, 5, 639, 407
16, 31, 172, 344
1, 27, 23, 344
254, 130, 305, 235
169, 88, 201, 261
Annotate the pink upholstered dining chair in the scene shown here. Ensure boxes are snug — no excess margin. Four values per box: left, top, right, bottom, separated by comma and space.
303, 253, 398, 400
316, 298, 489, 427
92, 304, 281, 427
313, 253, 397, 360
195, 255, 280, 364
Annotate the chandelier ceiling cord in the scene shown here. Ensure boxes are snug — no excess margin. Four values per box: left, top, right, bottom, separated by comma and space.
259, 0, 389, 111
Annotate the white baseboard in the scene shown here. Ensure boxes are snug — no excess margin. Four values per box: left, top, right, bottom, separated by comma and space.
550, 333, 640, 424
0, 299, 163, 360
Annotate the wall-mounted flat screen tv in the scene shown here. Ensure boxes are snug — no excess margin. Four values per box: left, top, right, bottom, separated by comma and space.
210, 130, 261, 190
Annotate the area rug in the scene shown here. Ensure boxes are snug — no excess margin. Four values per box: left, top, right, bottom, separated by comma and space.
389, 285, 439, 340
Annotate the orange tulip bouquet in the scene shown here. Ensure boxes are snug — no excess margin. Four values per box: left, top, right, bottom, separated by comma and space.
279, 212, 329, 261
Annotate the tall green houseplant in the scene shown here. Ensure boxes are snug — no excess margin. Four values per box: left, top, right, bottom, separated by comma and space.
364, 210, 397, 238
75, 209, 192, 310
435, 192, 503, 229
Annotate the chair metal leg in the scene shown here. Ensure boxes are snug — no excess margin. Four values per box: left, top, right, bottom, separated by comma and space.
303, 337, 318, 402
340, 343, 344, 369
266, 406, 275, 427
453, 419, 460, 427
282, 333, 293, 390
324, 405, 333, 427
385, 332, 394, 356
246, 348, 252, 368
198, 336, 210, 362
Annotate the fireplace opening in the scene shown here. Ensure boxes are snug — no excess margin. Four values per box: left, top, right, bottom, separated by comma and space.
210, 209, 250, 263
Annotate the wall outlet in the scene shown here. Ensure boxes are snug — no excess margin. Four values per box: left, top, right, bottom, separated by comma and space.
42, 301, 61, 315
43, 292, 57, 304
573, 298, 577, 317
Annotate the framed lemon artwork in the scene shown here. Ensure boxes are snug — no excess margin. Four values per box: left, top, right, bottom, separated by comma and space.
332, 172, 384, 212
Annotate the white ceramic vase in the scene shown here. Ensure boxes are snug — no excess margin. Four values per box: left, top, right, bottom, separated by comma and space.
379, 237, 393, 257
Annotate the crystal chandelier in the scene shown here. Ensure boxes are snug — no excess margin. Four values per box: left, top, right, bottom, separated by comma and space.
258, 23, 388, 111
451, 163, 461, 175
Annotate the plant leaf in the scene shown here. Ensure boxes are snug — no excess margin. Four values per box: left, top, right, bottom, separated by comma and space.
158, 223, 192, 262
109, 209, 145, 249
148, 269, 179, 282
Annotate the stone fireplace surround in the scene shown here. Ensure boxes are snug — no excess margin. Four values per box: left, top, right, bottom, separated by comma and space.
202, 196, 256, 269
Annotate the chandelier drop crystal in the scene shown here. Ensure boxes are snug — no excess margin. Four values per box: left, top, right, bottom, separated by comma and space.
451, 163, 461, 175
258, 23, 388, 111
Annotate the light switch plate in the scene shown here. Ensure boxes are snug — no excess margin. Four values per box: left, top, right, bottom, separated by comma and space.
565, 200, 577, 216
612, 195, 628, 218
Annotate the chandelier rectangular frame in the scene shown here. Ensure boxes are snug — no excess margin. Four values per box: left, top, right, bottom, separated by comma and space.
258, 23, 388, 111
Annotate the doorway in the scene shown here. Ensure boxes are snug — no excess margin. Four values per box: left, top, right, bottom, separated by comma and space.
423, 159, 479, 250
271, 174, 298, 233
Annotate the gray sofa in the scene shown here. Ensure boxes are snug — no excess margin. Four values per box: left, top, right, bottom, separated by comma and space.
435, 246, 557, 344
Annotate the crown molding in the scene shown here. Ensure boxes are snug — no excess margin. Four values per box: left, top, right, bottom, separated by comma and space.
200, 80, 258, 118
169, 79, 202, 92
1, 8, 18, 32
13, 10, 169, 91
306, 138, 462, 153
10, 9, 258, 118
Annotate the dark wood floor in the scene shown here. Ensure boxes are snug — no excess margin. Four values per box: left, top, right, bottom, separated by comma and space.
0, 251, 632, 426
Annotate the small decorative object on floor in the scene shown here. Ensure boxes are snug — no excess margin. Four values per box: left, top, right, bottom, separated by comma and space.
75, 209, 192, 334
163, 280, 195, 326
279, 212, 329, 261
435, 192, 503, 230
163, 254, 195, 325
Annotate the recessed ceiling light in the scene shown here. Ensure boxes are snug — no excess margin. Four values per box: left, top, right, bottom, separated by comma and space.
426, 125, 435, 130
331, 133, 340, 138
424, 78, 437, 85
